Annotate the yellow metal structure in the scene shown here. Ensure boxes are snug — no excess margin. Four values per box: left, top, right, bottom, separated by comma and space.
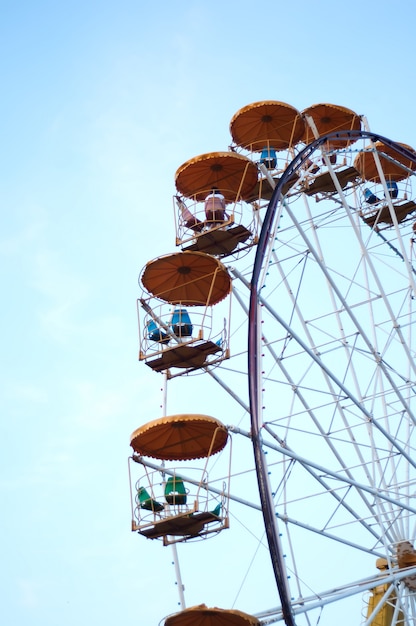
366, 585, 401, 626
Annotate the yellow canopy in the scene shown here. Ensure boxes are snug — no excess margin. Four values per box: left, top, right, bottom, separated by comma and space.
140, 252, 231, 306
302, 102, 361, 148
354, 141, 416, 182
175, 152, 258, 203
130, 414, 229, 461
165, 605, 259, 626
230, 100, 305, 152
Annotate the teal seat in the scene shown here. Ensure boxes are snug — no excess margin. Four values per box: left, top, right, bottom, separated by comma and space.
210, 503, 221, 517
136, 486, 164, 512
164, 476, 187, 505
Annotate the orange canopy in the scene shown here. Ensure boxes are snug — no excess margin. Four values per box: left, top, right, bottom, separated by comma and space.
230, 100, 305, 152
354, 141, 416, 182
130, 414, 228, 461
175, 152, 258, 203
302, 102, 361, 148
140, 252, 231, 306
165, 605, 259, 626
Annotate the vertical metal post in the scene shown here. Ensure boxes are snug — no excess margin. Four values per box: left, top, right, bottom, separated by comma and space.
161, 370, 186, 609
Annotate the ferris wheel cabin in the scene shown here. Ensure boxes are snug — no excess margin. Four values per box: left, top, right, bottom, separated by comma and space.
128, 414, 230, 545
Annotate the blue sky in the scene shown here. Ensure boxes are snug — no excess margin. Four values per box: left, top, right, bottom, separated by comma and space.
2, 1, 416, 625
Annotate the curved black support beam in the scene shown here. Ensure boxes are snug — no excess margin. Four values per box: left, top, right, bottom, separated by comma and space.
248, 130, 416, 626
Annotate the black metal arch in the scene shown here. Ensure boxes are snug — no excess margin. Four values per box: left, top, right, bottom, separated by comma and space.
247, 130, 416, 626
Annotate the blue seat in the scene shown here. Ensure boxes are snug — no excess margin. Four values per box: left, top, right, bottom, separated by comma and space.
171, 308, 193, 338
387, 180, 398, 199
146, 319, 170, 344
260, 146, 277, 170
364, 188, 380, 205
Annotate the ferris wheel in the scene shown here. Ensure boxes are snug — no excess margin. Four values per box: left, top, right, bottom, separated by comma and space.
129, 100, 416, 626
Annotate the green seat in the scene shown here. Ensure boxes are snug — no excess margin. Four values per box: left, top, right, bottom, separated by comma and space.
136, 486, 164, 512
164, 476, 187, 505
210, 503, 221, 517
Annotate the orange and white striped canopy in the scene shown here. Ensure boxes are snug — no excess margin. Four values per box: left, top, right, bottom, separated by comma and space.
164, 605, 259, 626
354, 141, 416, 182
230, 100, 305, 152
130, 415, 228, 461
175, 152, 258, 203
140, 252, 232, 306
302, 102, 361, 148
